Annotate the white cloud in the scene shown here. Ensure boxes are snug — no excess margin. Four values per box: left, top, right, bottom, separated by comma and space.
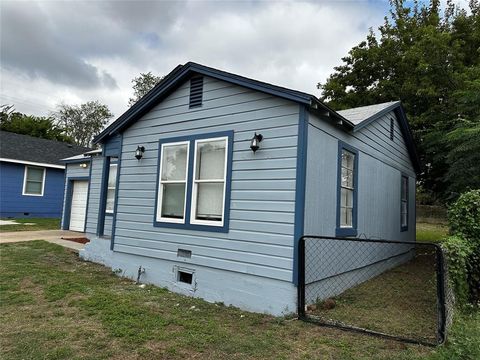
0, 0, 389, 119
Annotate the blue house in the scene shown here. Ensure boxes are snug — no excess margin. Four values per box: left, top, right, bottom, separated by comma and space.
62, 62, 419, 315
0, 131, 90, 219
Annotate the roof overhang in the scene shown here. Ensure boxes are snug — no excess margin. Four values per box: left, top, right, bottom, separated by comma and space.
0, 158, 65, 169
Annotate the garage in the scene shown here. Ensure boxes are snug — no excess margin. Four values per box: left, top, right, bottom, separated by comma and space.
69, 180, 88, 232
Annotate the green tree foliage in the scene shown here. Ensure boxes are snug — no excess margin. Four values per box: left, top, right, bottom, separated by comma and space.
129, 72, 162, 106
444, 190, 480, 305
319, 0, 480, 202
0, 104, 71, 143
53, 101, 113, 147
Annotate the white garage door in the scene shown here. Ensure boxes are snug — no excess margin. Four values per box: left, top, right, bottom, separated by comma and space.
69, 180, 88, 232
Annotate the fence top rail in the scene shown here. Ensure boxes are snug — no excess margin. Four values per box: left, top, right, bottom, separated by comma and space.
300, 235, 442, 249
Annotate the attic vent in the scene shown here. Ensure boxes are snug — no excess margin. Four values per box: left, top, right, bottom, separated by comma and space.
389, 118, 395, 140
189, 76, 203, 108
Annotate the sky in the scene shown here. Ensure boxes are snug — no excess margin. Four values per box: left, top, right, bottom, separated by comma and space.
0, 0, 404, 120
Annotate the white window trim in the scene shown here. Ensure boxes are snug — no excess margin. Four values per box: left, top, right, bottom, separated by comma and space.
105, 163, 118, 214
22, 165, 46, 197
156, 141, 190, 224
340, 149, 355, 228
190, 136, 228, 227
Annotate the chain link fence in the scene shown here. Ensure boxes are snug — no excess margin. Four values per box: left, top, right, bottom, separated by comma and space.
297, 236, 454, 346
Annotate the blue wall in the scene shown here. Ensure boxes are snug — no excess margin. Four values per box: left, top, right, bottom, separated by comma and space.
0, 161, 65, 218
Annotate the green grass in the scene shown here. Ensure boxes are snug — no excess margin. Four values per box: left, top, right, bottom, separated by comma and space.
0, 218, 60, 232
416, 222, 449, 243
0, 241, 432, 360
310, 247, 438, 343
1, 240, 477, 359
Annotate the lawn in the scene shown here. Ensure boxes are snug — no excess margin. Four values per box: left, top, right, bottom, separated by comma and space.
309, 246, 438, 344
0, 218, 60, 232
416, 222, 448, 243
0, 241, 433, 360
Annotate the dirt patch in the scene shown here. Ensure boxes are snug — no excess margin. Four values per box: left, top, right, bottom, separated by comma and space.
61, 237, 90, 244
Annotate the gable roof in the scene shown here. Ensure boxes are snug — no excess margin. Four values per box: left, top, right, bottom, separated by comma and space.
337, 101, 400, 127
93, 62, 352, 144
338, 101, 420, 172
0, 131, 92, 168
93, 62, 420, 173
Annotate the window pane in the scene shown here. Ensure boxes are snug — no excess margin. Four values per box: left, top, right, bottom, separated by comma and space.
346, 208, 353, 226
161, 183, 186, 219
401, 212, 408, 227
161, 144, 188, 181
106, 189, 115, 212
27, 167, 44, 182
342, 150, 354, 170
196, 140, 226, 180
340, 207, 347, 226
401, 177, 408, 200
26, 181, 42, 194
195, 182, 224, 221
108, 164, 117, 188
341, 168, 354, 187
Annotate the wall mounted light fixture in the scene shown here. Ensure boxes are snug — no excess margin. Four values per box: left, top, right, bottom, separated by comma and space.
135, 146, 145, 160
79, 163, 88, 168
250, 133, 263, 153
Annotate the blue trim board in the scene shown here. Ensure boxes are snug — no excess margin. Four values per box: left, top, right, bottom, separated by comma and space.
292, 105, 308, 285
400, 173, 409, 232
96, 156, 111, 236
110, 134, 123, 250
84, 162, 93, 232
153, 130, 234, 233
61, 158, 91, 165
335, 141, 359, 237
62, 176, 90, 231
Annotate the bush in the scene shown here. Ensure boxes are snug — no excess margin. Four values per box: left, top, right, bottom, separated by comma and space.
442, 236, 473, 305
447, 190, 480, 244
444, 190, 480, 305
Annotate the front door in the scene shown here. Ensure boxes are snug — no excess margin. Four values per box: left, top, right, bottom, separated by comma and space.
69, 180, 88, 231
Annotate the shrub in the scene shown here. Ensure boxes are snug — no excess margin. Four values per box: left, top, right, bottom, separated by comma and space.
447, 190, 480, 244
442, 236, 473, 305
444, 190, 480, 305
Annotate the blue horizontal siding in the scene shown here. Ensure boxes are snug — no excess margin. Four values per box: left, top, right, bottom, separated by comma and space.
111, 76, 300, 281
0, 161, 64, 218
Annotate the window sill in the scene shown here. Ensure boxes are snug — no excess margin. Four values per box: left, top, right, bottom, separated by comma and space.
153, 220, 228, 233
335, 227, 357, 237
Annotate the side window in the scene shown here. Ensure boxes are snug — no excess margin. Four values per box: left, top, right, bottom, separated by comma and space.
23, 166, 45, 196
157, 142, 189, 223
105, 161, 118, 214
401, 175, 409, 231
191, 137, 228, 226
336, 143, 358, 237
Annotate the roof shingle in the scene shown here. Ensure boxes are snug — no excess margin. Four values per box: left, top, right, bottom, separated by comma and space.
0, 131, 92, 166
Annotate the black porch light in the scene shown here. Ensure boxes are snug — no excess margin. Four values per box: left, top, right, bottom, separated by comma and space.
250, 133, 263, 153
135, 146, 145, 160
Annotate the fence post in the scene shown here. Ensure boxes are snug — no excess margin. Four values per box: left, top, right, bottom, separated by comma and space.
297, 236, 306, 318
435, 245, 447, 344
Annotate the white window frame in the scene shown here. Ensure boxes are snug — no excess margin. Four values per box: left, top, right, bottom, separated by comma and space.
22, 165, 46, 197
189, 136, 228, 227
156, 141, 190, 224
340, 149, 355, 228
105, 163, 118, 214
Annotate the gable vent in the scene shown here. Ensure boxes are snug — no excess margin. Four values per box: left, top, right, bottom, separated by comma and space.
389, 118, 395, 140
189, 76, 203, 108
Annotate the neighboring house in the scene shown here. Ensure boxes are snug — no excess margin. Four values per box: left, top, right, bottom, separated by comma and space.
0, 131, 90, 218
62, 62, 419, 315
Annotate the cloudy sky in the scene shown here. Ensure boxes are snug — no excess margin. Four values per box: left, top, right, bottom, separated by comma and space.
1, 0, 394, 119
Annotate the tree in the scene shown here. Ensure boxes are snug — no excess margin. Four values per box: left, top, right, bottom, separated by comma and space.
318, 0, 480, 202
0, 104, 71, 142
53, 101, 113, 147
129, 72, 162, 106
